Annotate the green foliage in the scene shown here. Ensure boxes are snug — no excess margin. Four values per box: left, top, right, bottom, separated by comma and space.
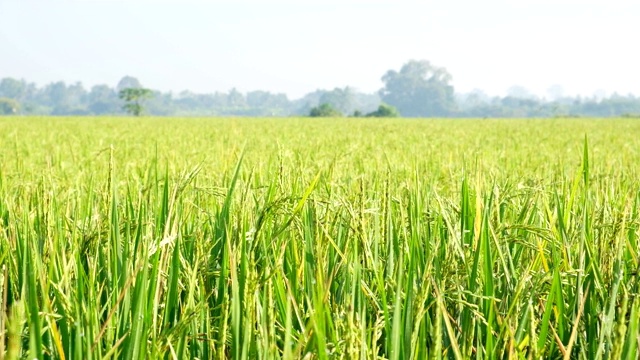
2, 116, 640, 358
366, 103, 399, 117
318, 87, 355, 114
380, 60, 456, 117
118, 87, 154, 116
0, 78, 26, 99
116, 75, 142, 92
0, 97, 20, 114
309, 103, 341, 117
4, 75, 640, 117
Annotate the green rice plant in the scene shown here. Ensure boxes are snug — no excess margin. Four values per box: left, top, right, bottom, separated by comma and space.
0, 116, 639, 359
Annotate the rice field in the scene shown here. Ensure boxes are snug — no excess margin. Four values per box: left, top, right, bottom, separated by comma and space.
1, 116, 639, 359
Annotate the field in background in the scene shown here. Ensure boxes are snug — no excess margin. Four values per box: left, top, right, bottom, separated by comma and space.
1, 117, 639, 359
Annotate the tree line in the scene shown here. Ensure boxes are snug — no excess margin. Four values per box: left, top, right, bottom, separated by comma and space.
1, 60, 639, 117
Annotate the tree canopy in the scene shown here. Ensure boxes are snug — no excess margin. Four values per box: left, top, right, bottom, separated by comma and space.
116, 76, 142, 92
380, 60, 456, 117
2, 66, 640, 118
309, 103, 341, 117
366, 103, 400, 117
0, 98, 20, 115
119, 87, 154, 116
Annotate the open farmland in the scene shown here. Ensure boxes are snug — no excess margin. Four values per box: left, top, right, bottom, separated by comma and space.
1, 117, 640, 359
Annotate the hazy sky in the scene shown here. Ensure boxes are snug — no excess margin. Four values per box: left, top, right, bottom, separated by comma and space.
1, 0, 638, 98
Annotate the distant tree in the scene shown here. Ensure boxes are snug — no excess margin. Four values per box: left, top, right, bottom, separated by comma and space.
145, 91, 175, 116
456, 89, 491, 111
116, 76, 142, 93
247, 90, 290, 109
89, 84, 119, 114
309, 103, 341, 117
319, 87, 356, 114
0, 98, 20, 114
352, 92, 382, 114
67, 82, 88, 107
244, 90, 291, 116
293, 90, 328, 115
380, 60, 456, 117
227, 88, 247, 108
246, 90, 271, 108
46, 81, 88, 115
366, 103, 400, 117
211, 92, 229, 108
43, 81, 69, 108
0, 78, 26, 100
119, 87, 153, 116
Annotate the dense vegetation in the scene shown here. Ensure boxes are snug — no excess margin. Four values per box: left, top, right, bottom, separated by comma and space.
2, 60, 640, 118
1, 117, 639, 359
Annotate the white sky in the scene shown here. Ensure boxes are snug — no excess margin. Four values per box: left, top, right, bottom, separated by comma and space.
1, 0, 638, 99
